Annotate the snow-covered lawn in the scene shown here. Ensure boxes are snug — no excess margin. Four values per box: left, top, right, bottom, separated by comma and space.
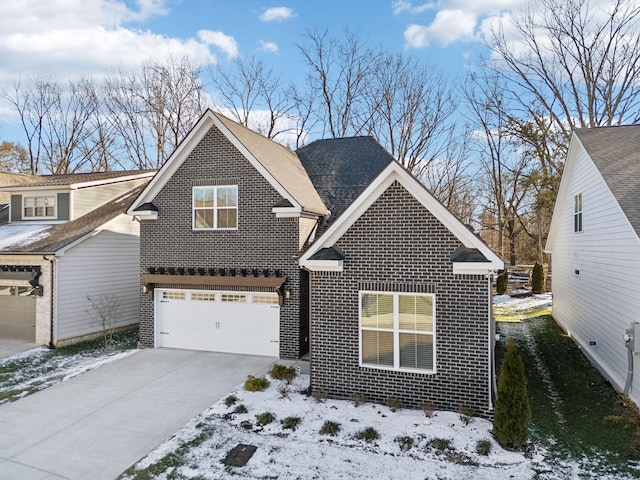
122, 372, 538, 480
0, 332, 138, 404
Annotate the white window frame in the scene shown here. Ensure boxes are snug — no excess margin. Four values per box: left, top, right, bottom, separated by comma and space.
23, 195, 56, 219
192, 185, 238, 231
574, 193, 583, 233
359, 291, 436, 374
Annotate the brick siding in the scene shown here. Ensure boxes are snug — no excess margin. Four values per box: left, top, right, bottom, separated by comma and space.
309, 181, 493, 417
138, 126, 306, 359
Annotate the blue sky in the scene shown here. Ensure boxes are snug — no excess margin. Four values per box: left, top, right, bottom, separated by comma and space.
0, 0, 531, 142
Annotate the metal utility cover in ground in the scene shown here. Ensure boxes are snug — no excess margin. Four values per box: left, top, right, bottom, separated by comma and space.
223, 444, 257, 467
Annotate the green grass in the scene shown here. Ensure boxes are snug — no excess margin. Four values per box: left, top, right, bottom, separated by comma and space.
497, 316, 638, 477
0, 329, 138, 405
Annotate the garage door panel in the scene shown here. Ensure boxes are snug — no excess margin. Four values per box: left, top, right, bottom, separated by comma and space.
156, 289, 279, 357
0, 287, 37, 341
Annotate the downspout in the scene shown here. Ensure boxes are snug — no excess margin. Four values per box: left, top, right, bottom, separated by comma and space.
486, 271, 498, 409
43, 255, 56, 349
624, 325, 634, 396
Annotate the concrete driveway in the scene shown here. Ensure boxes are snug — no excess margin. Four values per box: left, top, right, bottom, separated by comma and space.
0, 339, 40, 359
0, 348, 274, 480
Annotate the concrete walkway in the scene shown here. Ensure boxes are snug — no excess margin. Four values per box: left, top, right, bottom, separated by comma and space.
0, 348, 274, 480
0, 339, 41, 359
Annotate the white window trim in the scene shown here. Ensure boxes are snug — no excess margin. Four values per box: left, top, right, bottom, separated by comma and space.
23, 195, 57, 220
574, 192, 583, 233
192, 185, 238, 231
358, 291, 436, 374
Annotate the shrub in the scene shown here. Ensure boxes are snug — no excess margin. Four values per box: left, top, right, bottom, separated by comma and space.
355, 427, 380, 443
319, 420, 341, 436
429, 438, 452, 451
476, 439, 492, 456
494, 337, 531, 449
386, 396, 402, 412
224, 395, 238, 407
350, 392, 366, 407
244, 375, 270, 392
269, 364, 297, 383
255, 411, 275, 426
281, 416, 301, 431
458, 407, 475, 426
395, 435, 414, 451
312, 388, 327, 403
277, 384, 290, 398
531, 262, 545, 293
418, 401, 436, 418
496, 270, 509, 295
234, 404, 248, 414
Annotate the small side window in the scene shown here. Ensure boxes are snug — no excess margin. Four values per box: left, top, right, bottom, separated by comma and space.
574, 193, 583, 233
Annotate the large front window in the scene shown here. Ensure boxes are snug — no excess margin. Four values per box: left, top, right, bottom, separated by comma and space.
193, 186, 238, 230
24, 196, 56, 218
360, 292, 435, 372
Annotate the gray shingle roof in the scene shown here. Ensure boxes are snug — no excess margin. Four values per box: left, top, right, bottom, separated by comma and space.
575, 125, 640, 236
296, 136, 393, 227
1, 183, 146, 253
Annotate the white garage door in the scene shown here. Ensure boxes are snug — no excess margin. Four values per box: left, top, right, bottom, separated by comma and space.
155, 289, 280, 357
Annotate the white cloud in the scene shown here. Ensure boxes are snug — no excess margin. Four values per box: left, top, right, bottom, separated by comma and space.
257, 40, 279, 54
391, 1, 436, 16
0, 0, 244, 93
405, 9, 476, 47
259, 7, 296, 22
197, 30, 239, 59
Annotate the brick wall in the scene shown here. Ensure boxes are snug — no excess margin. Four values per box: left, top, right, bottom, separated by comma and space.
309, 181, 492, 417
139, 126, 306, 359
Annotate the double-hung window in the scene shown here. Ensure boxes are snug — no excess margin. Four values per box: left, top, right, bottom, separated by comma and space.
193, 185, 238, 230
360, 291, 435, 373
574, 193, 583, 232
24, 195, 56, 219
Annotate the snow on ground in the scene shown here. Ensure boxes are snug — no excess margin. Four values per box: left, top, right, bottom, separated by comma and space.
0, 345, 137, 404
493, 292, 552, 311
124, 373, 538, 480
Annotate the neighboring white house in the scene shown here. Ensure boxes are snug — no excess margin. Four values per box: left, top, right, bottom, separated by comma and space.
0, 171, 154, 347
545, 125, 640, 406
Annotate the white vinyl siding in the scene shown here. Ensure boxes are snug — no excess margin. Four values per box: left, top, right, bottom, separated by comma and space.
55, 214, 140, 341
73, 178, 150, 219
360, 291, 435, 373
548, 141, 640, 407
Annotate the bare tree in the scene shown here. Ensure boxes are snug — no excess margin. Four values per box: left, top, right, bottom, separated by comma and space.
2, 76, 101, 174
297, 28, 380, 138
464, 72, 534, 265
104, 55, 206, 169
87, 293, 121, 352
366, 52, 459, 177
209, 55, 299, 145
487, 0, 640, 148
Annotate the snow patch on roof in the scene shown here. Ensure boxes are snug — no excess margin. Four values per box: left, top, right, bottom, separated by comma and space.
0, 223, 53, 250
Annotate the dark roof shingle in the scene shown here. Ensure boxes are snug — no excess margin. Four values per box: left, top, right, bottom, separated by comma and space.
575, 126, 640, 235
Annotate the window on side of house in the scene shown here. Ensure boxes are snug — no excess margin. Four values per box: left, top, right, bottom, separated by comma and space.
23, 195, 56, 219
359, 291, 435, 373
193, 185, 238, 230
574, 193, 583, 232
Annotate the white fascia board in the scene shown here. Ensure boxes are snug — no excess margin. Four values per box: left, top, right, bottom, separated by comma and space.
545, 132, 580, 252
299, 259, 343, 272
132, 211, 158, 220
213, 116, 303, 213
127, 114, 215, 215
127, 110, 303, 216
453, 262, 503, 275
70, 171, 155, 190
300, 161, 503, 267
272, 206, 302, 218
